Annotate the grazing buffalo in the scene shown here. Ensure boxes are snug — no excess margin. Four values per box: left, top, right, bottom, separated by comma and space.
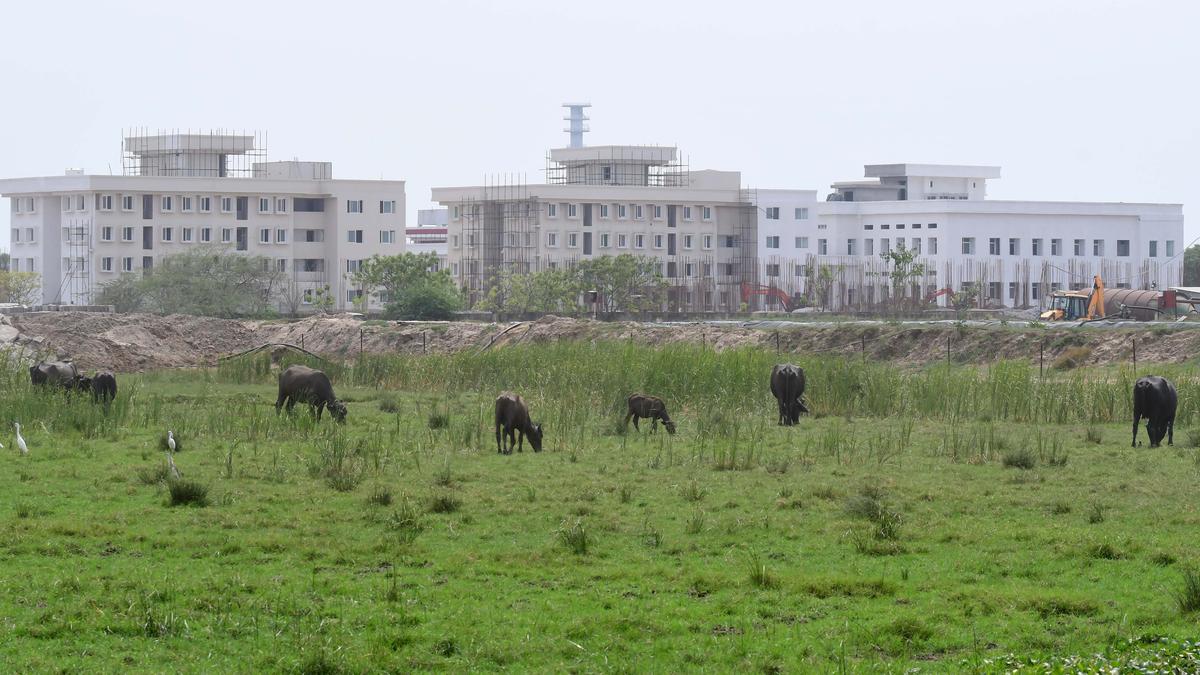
625, 393, 676, 434
1132, 375, 1176, 448
90, 371, 117, 405
494, 392, 543, 454
275, 365, 347, 422
29, 360, 86, 392
770, 364, 809, 426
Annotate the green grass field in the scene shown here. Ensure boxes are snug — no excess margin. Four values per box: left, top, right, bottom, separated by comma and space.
2, 343, 1199, 672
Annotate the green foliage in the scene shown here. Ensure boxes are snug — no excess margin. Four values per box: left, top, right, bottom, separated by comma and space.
482, 266, 581, 316
349, 252, 460, 319
386, 278, 462, 320
877, 244, 927, 310
167, 479, 210, 507
0, 271, 41, 304
556, 519, 589, 555
96, 247, 282, 317
1002, 448, 1036, 469
1185, 244, 1200, 286
1176, 569, 1200, 614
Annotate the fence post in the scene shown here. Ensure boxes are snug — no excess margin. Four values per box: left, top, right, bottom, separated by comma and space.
1039, 340, 1044, 377
300, 334, 304, 351
359, 328, 364, 360
861, 334, 866, 362
423, 330, 427, 355
946, 333, 951, 365
1133, 337, 1137, 374
775, 331, 780, 353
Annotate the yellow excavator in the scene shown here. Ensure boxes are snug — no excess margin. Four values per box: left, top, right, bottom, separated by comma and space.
1040, 274, 1105, 321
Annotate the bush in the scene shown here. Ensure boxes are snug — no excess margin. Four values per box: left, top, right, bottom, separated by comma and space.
427, 411, 450, 430
1002, 448, 1036, 469
387, 280, 462, 320
1175, 568, 1200, 614
167, 479, 209, 507
557, 519, 589, 555
427, 492, 461, 514
1053, 346, 1093, 370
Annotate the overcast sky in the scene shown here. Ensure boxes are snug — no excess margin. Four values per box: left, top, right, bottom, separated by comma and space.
1, 0, 1195, 251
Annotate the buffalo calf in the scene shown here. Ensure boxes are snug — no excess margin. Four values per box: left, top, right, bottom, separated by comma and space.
495, 392, 542, 454
770, 364, 809, 426
1132, 375, 1176, 448
625, 393, 676, 434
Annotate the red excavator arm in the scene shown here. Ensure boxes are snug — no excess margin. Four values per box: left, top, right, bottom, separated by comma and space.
925, 287, 953, 304
741, 282, 794, 311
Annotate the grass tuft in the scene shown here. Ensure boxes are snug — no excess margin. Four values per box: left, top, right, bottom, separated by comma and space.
366, 485, 393, 507
1002, 448, 1036, 470
387, 498, 424, 544
557, 519, 589, 555
745, 550, 779, 589
680, 480, 706, 502
427, 492, 462, 514
167, 479, 209, 507
1175, 568, 1200, 614
1052, 346, 1093, 370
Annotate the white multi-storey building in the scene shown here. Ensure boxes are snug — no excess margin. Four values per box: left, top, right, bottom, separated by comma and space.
433, 140, 757, 312
408, 208, 449, 271
756, 164, 1184, 311
1, 132, 405, 311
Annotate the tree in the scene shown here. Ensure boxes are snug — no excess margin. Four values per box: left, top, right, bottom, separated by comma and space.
952, 282, 979, 318
879, 244, 927, 311
0, 252, 10, 272
350, 252, 462, 320
811, 263, 841, 312
95, 247, 283, 317
0, 271, 40, 305
574, 255, 666, 315
1184, 245, 1200, 286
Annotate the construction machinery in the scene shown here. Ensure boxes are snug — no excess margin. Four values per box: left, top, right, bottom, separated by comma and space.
741, 282, 795, 312
1041, 275, 1106, 321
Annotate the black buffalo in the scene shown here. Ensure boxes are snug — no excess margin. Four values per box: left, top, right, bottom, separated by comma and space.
494, 392, 543, 454
770, 364, 809, 426
625, 393, 676, 434
90, 371, 117, 405
1132, 375, 1176, 448
29, 360, 86, 392
275, 365, 347, 422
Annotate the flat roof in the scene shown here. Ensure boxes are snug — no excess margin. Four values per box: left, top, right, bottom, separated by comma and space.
549, 145, 677, 165
864, 163, 1002, 179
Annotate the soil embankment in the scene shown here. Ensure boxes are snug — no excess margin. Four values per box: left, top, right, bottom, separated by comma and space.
0, 312, 1192, 371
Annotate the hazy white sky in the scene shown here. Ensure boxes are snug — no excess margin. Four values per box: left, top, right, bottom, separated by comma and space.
1, 0, 1195, 250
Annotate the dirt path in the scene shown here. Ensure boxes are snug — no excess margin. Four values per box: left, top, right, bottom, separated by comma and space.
0, 311, 1193, 371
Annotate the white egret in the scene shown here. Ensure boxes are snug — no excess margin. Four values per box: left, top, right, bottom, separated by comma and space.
15, 422, 28, 455
167, 431, 176, 452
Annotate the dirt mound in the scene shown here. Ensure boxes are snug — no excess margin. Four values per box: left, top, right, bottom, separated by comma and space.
1, 311, 1195, 371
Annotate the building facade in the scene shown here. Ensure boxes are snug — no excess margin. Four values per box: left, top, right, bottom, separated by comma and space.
407, 208, 449, 271
1, 132, 405, 312
433, 143, 757, 312
755, 164, 1184, 311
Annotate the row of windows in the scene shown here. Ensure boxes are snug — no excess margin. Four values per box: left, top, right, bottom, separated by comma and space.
763, 207, 810, 220
53, 194, 394, 215
962, 237, 1175, 258
92, 226, 396, 245
9, 257, 36, 272
453, 203, 715, 222
862, 223, 938, 231
96, 256, 331, 276
10, 228, 35, 243
541, 232, 720, 250
10, 198, 36, 214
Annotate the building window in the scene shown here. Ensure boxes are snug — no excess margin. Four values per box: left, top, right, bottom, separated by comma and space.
182, 227, 193, 243
795, 207, 809, 220
880, 238, 891, 254
685, 262, 695, 277
1008, 238, 1019, 256
101, 226, 113, 242
683, 234, 693, 249
161, 196, 173, 212
961, 237, 975, 255
199, 196, 211, 212
864, 224, 874, 231
912, 238, 922, 254
181, 196, 193, 212
121, 257, 132, 272
1167, 241, 1176, 257
347, 200, 363, 214
702, 206, 712, 220
1073, 239, 1084, 256
765, 207, 780, 220
653, 205, 663, 219
847, 239, 857, 255
864, 239, 874, 255
881, 224, 890, 230
1093, 239, 1105, 256
259, 228, 270, 243
896, 224, 905, 230
547, 203, 557, 218
1148, 240, 1158, 258
221, 197, 232, 213
76, 195, 86, 210
928, 223, 938, 229
161, 227, 173, 242
222, 228, 232, 243
258, 198, 271, 213
703, 235, 713, 250
1051, 238, 1062, 256
568, 232, 579, 248
600, 233, 610, 248
547, 232, 558, 247
1032, 238, 1043, 256
276, 228, 287, 243
766, 263, 781, 277
795, 236, 809, 249
683, 206, 693, 220
989, 238, 1001, 255
346, 259, 363, 274
380, 230, 396, 244
766, 236, 780, 249
653, 234, 664, 249
275, 198, 288, 213
1117, 240, 1130, 257
617, 234, 627, 248
122, 195, 134, 211
1032, 282, 1040, 300
99, 195, 114, 211
635, 234, 645, 249
928, 238, 938, 255
380, 200, 396, 214
568, 203, 578, 218
912, 223, 922, 229
617, 204, 627, 219
634, 205, 644, 220
122, 226, 133, 242
101, 257, 113, 272
599, 204, 609, 218
201, 227, 212, 243
347, 230, 363, 243
818, 239, 828, 255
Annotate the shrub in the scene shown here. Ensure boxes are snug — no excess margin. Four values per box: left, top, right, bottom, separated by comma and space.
427, 492, 461, 514
377, 394, 400, 413
685, 510, 706, 535
325, 465, 363, 492
1087, 503, 1107, 524
845, 494, 885, 521
167, 479, 209, 507
136, 463, 171, 485
745, 550, 779, 589
680, 480, 706, 502
15, 502, 33, 518
1175, 568, 1200, 614
557, 519, 589, 555
366, 485, 393, 507
1152, 552, 1177, 567
1052, 346, 1093, 370
1002, 448, 1036, 470
1088, 542, 1124, 560
387, 499, 424, 544
427, 411, 450, 430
